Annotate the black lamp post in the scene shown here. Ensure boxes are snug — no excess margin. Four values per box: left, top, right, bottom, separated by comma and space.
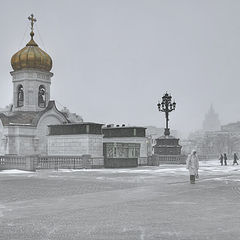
157, 92, 176, 136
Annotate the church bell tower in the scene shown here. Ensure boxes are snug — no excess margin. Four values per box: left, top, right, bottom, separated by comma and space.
10, 14, 53, 112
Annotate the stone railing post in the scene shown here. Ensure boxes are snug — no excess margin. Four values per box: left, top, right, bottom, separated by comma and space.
82, 154, 91, 168
25, 155, 38, 171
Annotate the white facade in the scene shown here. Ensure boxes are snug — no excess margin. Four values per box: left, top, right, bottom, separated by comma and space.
0, 102, 68, 156
0, 120, 5, 155
48, 134, 103, 158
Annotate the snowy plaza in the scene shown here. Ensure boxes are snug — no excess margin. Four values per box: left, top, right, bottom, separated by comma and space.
1, 160, 240, 240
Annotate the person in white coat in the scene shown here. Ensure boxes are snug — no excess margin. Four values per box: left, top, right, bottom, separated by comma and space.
186, 150, 199, 184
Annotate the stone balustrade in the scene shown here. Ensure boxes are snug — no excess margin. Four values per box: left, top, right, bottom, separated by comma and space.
0, 155, 104, 171
148, 155, 187, 165
0, 155, 37, 171
0, 154, 219, 171
148, 154, 221, 166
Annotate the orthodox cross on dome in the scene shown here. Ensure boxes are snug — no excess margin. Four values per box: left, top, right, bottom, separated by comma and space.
28, 14, 37, 39
28, 14, 37, 31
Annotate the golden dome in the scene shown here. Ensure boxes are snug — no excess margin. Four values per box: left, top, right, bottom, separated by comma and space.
11, 31, 52, 72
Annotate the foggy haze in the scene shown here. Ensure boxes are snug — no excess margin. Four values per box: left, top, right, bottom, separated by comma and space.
1, 0, 240, 138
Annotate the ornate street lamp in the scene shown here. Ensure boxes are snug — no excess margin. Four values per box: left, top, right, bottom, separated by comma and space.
157, 92, 176, 136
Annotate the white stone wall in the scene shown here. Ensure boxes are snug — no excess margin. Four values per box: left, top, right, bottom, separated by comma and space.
11, 69, 53, 112
1, 125, 36, 155
0, 120, 4, 155
48, 134, 103, 157
37, 111, 66, 155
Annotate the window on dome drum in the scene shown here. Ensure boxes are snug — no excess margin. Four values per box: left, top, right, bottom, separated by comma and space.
17, 85, 24, 107
38, 85, 46, 108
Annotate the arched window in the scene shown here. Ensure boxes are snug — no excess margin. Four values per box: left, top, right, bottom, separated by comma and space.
17, 85, 24, 107
38, 85, 46, 108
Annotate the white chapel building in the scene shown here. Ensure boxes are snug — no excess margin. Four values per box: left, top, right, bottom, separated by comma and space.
0, 15, 70, 156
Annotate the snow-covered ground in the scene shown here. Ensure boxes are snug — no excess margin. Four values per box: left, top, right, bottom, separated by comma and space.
0, 169, 35, 174
57, 159, 240, 175
0, 160, 240, 240
0, 160, 239, 177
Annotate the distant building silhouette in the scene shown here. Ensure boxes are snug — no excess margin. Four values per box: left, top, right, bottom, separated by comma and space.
202, 105, 221, 131
221, 121, 240, 132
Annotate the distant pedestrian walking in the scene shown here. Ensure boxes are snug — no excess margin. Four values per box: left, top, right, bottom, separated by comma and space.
223, 153, 228, 166
233, 153, 239, 165
219, 154, 223, 166
186, 150, 199, 184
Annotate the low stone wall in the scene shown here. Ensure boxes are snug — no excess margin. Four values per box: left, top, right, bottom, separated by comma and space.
0, 155, 37, 171
0, 155, 104, 171
38, 155, 104, 169
148, 154, 187, 165
148, 154, 221, 166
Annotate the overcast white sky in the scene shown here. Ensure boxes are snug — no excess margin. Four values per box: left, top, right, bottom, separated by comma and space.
1, 0, 240, 137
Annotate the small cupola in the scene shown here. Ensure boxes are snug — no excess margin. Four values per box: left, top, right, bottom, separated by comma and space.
11, 14, 52, 72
